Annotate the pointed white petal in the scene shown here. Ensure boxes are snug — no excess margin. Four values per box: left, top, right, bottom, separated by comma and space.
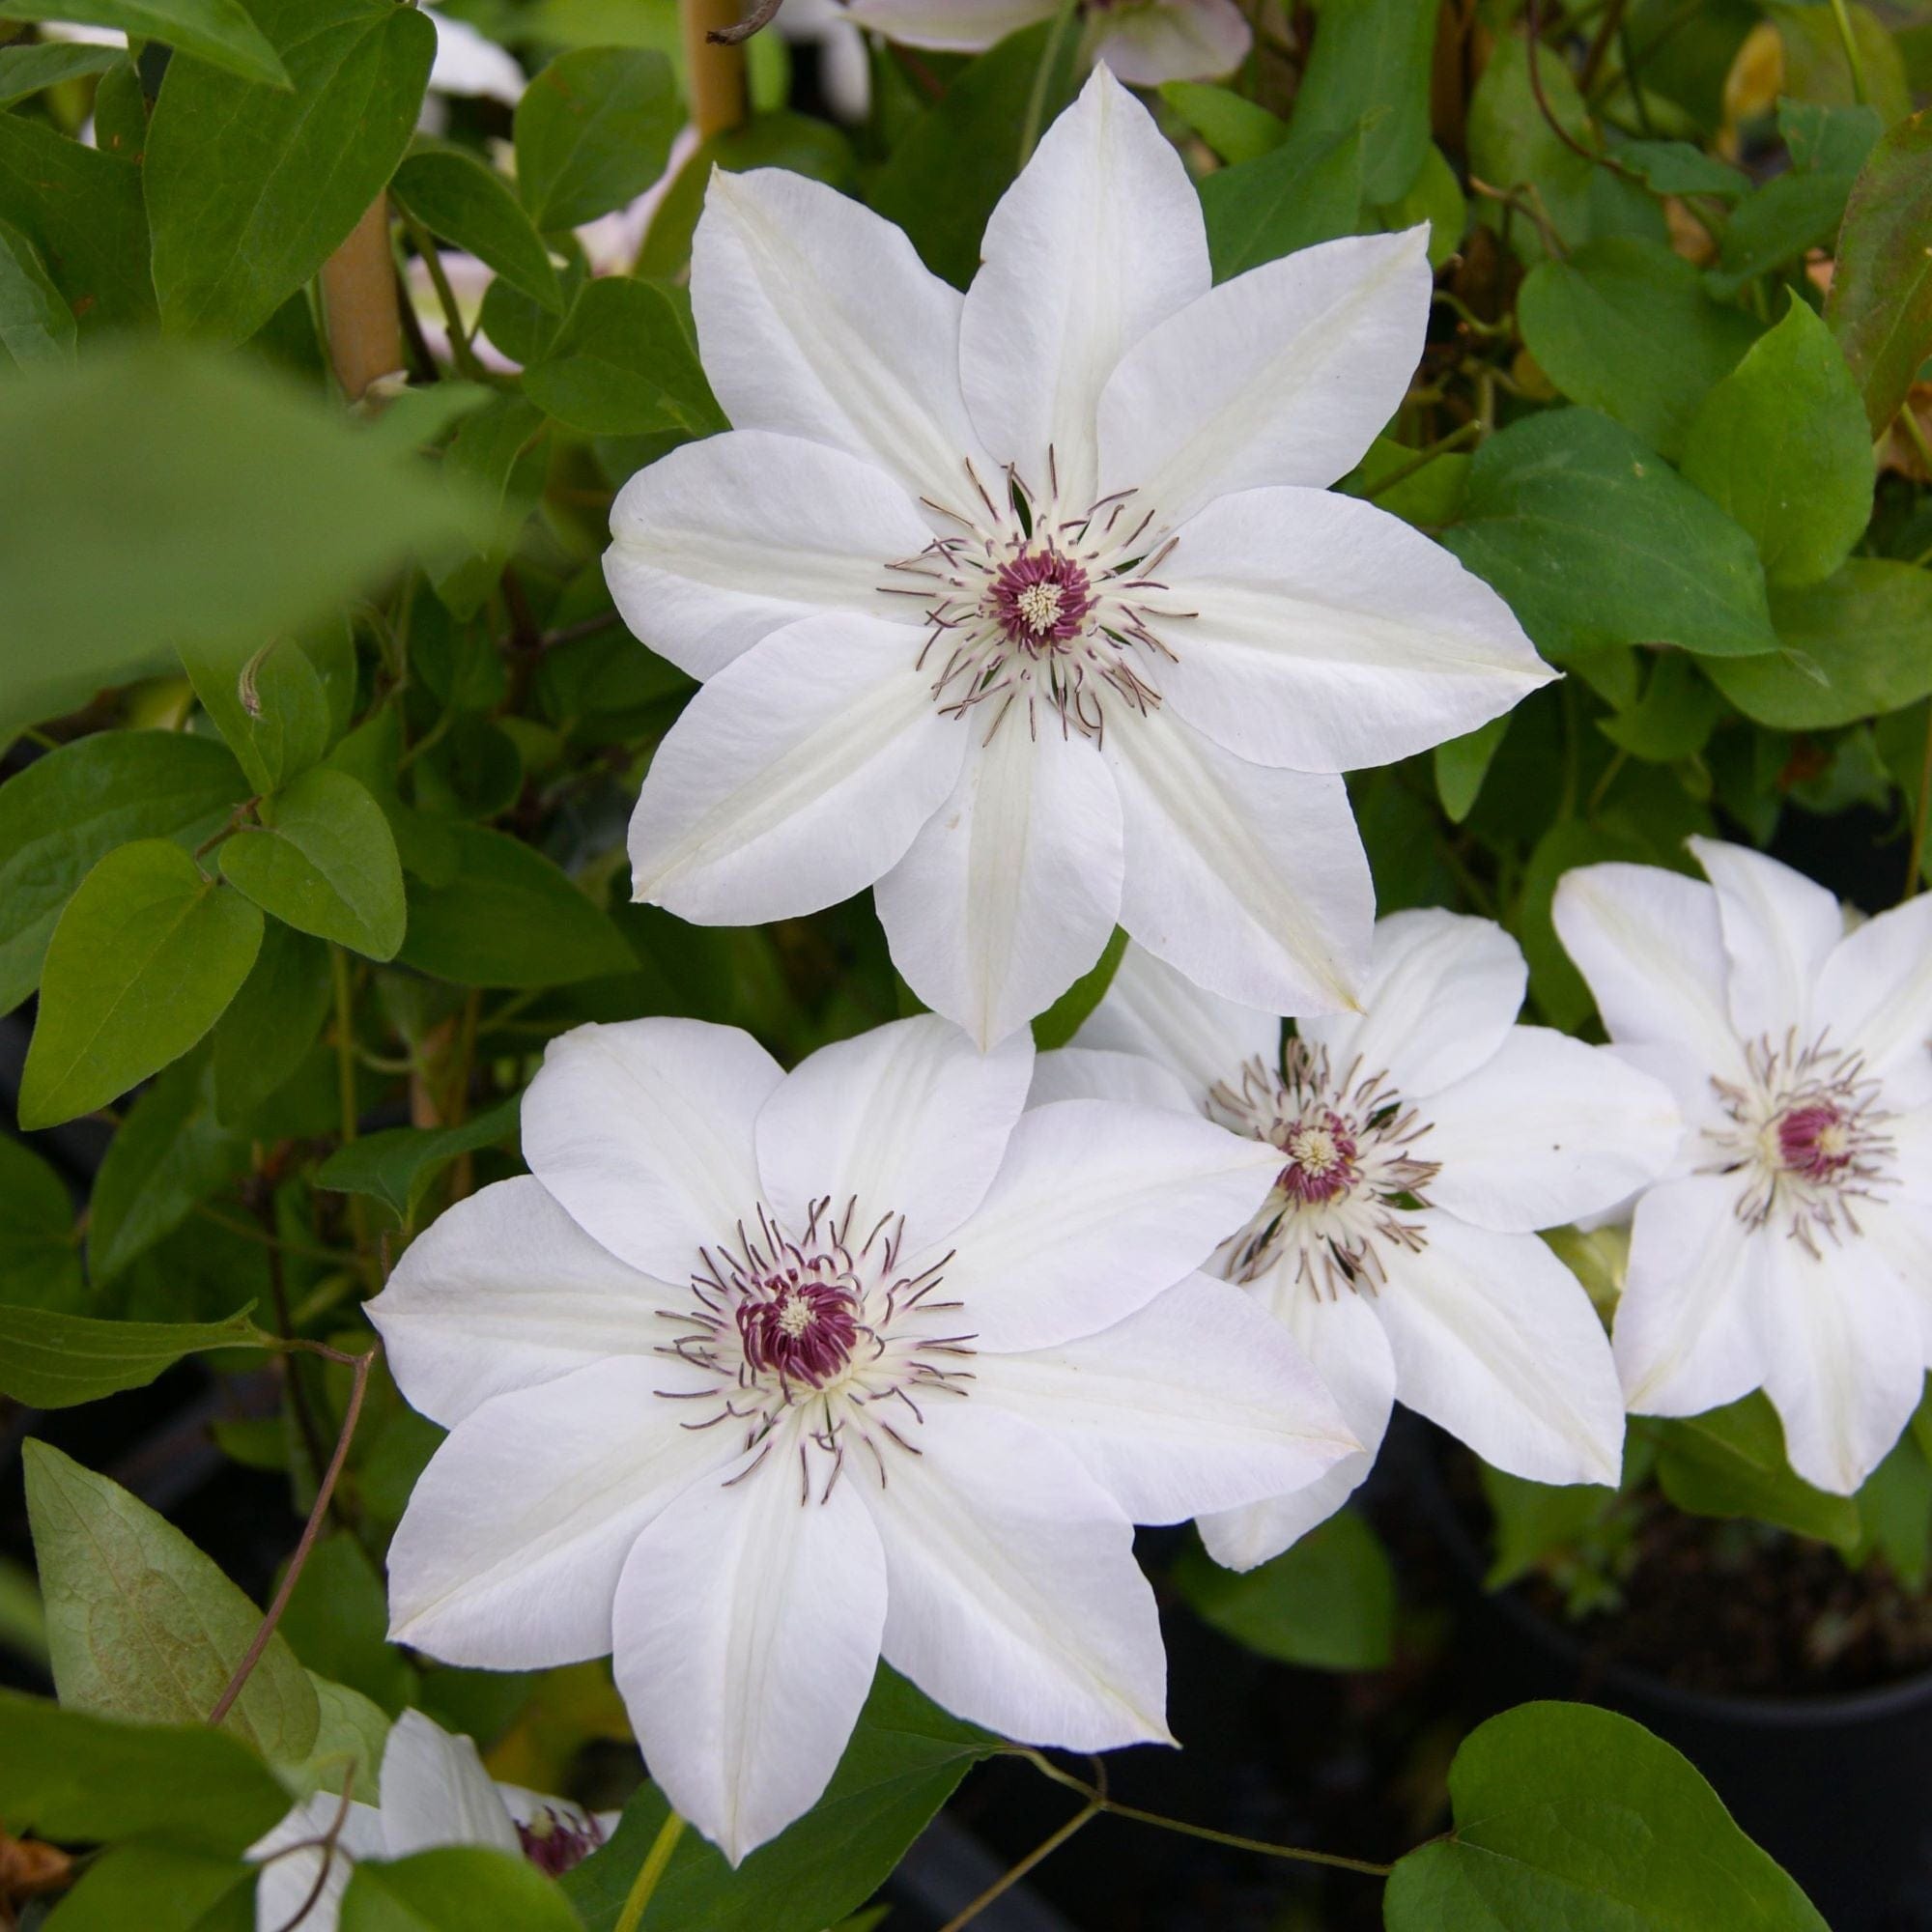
1029, 1043, 1200, 1115
1373, 1212, 1625, 1487
866, 1405, 1171, 1750
691, 167, 987, 503
1156, 486, 1549, 771
842, 0, 1054, 51
924, 1097, 1277, 1350
1096, 227, 1432, 526
1689, 837, 1843, 1043
612, 1443, 887, 1865
606, 431, 933, 681
1093, 0, 1253, 84
249, 1794, 385, 1932
876, 722, 1124, 1049
379, 1712, 520, 1858
521, 1017, 780, 1282
1106, 709, 1372, 1018
1814, 894, 1932, 1111
385, 1359, 727, 1669
1865, 1183, 1932, 1356
960, 67, 1208, 507
1298, 907, 1523, 1100
1072, 938, 1278, 1099
755, 1012, 1033, 1248
1425, 1027, 1682, 1234
628, 614, 966, 924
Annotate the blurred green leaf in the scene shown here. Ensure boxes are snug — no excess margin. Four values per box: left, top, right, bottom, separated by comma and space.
40, 1841, 255, 1931
0, 0, 288, 86
1480, 1463, 1621, 1591
344, 1847, 586, 1931
0, 1300, 262, 1407
316, 1094, 522, 1227
1655, 1394, 1862, 1548
1771, 1, 1910, 126
1434, 715, 1510, 822
515, 45, 677, 232
1293, 0, 1437, 203
1376, 139, 1466, 269
427, 394, 551, 620
1199, 118, 1365, 281
0, 1136, 80, 1312
211, 920, 332, 1124
1854, 1425, 1932, 1589
524, 275, 724, 438
0, 215, 73, 368
1708, 171, 1857, 298
394, 142, 563, 314
1158, 81, 1285, 164
301, 1672, 392, 1804
1605, 136, 1749, 199
0, 111, 152, 331
282, 1534, 418, 1717
1598, 652, 1725, 763
0, 38, 122, 104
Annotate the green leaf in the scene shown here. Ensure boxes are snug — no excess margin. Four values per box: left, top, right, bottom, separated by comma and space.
1606, 136, 1750, 199
1434, 714, 1510, 822
0, 1136, 82, 1312
1375, 139, 1466, 270
0, 1688, 290, 1856
145, 0, 435, 345
1706, 561, 1932, 728
1293, 0, 1438, 202
564, 1669, 998, 1932
211, 921, 333, 1123
178, 633, 334, 798
1199, 118, 1365, 282
0, 111, 152, 333
1655, 1394, 1862, 1548
0, 0, 288, 86
281, 1535, 417, 1718
1345, 433, 1471, 526
40, 1841, 254, 1932
344, 1849, 585, 1932
1031, 926, 1126, 1050
1480, 1463, 1621, 1592
1681, 298, 1873, 587
1383, 1702, 1828, 1930
90, 55, 147, 161
0, 38, 124, 105
427, 394, 551, 620
0, 215, 74, 368
515, 45, 677, 232
1172, 1512, 1396, 1670
1772, 1, 1911, 128
1778, 98, 1882, 176
523, 276, 724, 437
300, 1672, 393, 1804
1518, 238, 1759, 460
0, 1301, 262, 1407
220, 768, 406, 960
1826, 107, 1932, 436
1597, 651, 1725, 762
394, 143, 563, 315
25, 1439, 321, 1761
0, 731, 246, 1015
316, 1094, 522, 1227
1440, 408, 1779, 665
1157, 82, 1285, 165
1854, 1424, 1932, 1589
397, 824, 635, 987
18, 839, 265, 1130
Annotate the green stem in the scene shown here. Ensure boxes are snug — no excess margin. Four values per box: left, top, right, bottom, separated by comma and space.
614, 1810, 687, 1932
1825, 0, 1869, 104
938, 1804, 1099, 1932
400, 210, 489, 381
1016, 0, 1077, 170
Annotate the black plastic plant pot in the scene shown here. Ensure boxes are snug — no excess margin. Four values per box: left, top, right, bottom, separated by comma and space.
1399, 1422, 1932, 1932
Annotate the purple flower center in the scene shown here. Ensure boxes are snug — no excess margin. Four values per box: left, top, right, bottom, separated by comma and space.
1776, 1101, 1854, 1180
986, 547, 1094, 649
1275, 1110, 1359, 1205
517, 1807, 606, 1878
737, 1277, 862, 1387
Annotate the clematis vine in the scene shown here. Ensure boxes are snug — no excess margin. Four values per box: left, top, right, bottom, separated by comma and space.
369, 1013, 1355, 1861
606, 69, 1550, 1046
246, 1711, 614, 1930
1042, 915, 1681, 1569
1556, 839, 1932, 1495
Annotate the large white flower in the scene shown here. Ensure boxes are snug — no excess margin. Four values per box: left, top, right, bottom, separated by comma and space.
605, 70, 1550, 1047
369, 1013, 1353, 1861
247, 1711, 612, 1930
1555, 839, 1932, 1495
1043, 915, 1680, 1569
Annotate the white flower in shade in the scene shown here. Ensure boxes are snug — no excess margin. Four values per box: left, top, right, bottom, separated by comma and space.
247, 1711, 613, 1930
605, 70, 1551, 1047
845, 0, 1252, 87
780, 0, 872, 120
1042, 915, 1680, 1569
1555, 839, 1932, 1496
425, 9, 525, 107
369, 1013, 1354, 1861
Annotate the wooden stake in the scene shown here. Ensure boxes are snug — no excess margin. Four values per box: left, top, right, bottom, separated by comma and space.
320, 193, 404, 403
682, 0, 750, 139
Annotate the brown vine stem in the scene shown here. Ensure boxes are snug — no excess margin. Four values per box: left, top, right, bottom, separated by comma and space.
681, 0, 749, 138
1523, 0, 1636, 182
320, 195, 405, 404
208, 1342, 377, 1730
706, 0, 781, 44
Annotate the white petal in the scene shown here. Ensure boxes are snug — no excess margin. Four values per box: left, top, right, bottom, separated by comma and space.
1551, 862, 1750, 1097
605, 431, 933, 681
427, 9, 525, 103
1093, 0, 1253, 84
1197, 1273, 1396, 1570
378, 1712, 520, 1858
1689, 837, 1843, 1043
1425, 1027, 1683, 1234
1373, 1212, 1625, 1487
1096, 227, 1432, 526
1813, 894, 1932, 1111
628, 614, 967, 924
971, 1274, 1355, 1522
1029, 1043, 1200, 1115
1865, 1184, 1932, 1355
959, 67, 1209, 508
612, 1442, 887, 1864
367, 1178, 674, 1429
521, 1017, 780, 1283
842, 0, 1054, 51
1107, 710, 1372, 1018
1299, 907, 1524, 1100
691, 168, 988, 503
876, 722, 1123, 1049
865, 1404, 1171, 1750
385, 1359, 727, 1669
249, 1795, 385, 1932
754, 1012, 1033, 1247
925, 1096, 1277, 1350
1615, 1175, 1766, 1416
1758, 1226, 1923, 1495
1073, 939, 1278, 1099
1156, 487, 1550, 771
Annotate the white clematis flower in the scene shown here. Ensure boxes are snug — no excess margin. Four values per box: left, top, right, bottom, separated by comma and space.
370, 1012, 1355, 1862
1555, 838, 1932, 1496
247, 1710, 613, 1930
606, 70, 1551, 1047
1044, 915, 1680, 1569
845, 0, 1253, 87
424, 9, 525, 107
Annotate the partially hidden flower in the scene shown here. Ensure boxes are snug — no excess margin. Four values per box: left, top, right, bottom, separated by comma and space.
423, 8, 526, 109
845, 0, 1253, 87
369, 1012, 1355, 1861
1555, 838, 1932, 1495
247, 1710, 613, 1930
606, 70, 1551, 1047
1043, 915, 1681, 1568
